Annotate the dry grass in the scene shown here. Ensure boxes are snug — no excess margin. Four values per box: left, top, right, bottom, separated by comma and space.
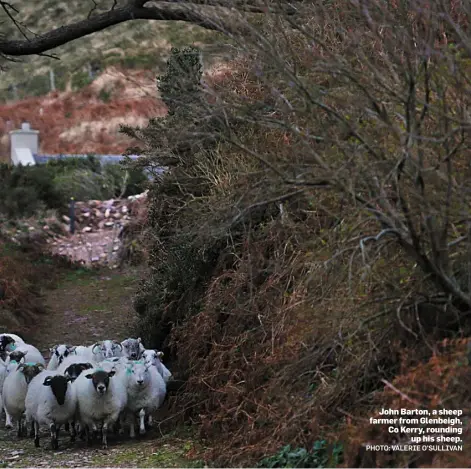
342, 337, 471, 467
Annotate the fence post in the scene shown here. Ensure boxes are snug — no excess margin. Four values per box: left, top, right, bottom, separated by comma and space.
49, 69, 56, 91
69, 197, 75, 234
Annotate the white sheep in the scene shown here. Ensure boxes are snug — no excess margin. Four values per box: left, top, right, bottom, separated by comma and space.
1, 351, 28, 428
95, 358, 124, 373
73, 367, 127, 449
120, 338, 145, 360
74, 342, 106, 363
25, 370, 77, 449
122, 360, 166, 437
4, 342, 45, 367
142, 350, 173, 384
2, 362, 45, 436
0, 334, 26, 361
56, 353, 95, 376
0, 357, 7, 422
47, 344, 77, 370
100, 340, 123, 359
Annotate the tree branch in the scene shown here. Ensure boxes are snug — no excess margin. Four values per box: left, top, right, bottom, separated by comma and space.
0, 1, 248, 57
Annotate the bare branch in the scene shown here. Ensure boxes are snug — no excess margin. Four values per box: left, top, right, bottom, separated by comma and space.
0, 1, 253, 57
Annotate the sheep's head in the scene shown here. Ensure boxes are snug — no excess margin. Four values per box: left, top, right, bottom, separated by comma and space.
7, 350, 26, 364
43, 374, 71, 405
50, 344, 76, 365
0, 335, 16, 356
85, 369, 116, 395
121, 338, 143, 360
126, 361, 151, 388
17, 362, 44, 384
92, 342, 104, 356
64, 362, 93, 382
102, 340, 123, 359
142, 349, 164, 366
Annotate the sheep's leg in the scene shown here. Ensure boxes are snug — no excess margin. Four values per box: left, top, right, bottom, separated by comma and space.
146, 414, 153, 428
85, 425, 93, 446
34, 420, 40, 448
113, 418, 120, 435
139, 409, 146, 435
69, 420, 77, 442
17, 418, 22, 438
65, 422, 70, 432
92, 423, 100, 442
50, 422, 59, 450
55, 424, 61, 446
129, 413, 136, 438
5, 408, 12, 429
29, 420, 35, 438
118, 412, 126, 435
102, 422, 109, 450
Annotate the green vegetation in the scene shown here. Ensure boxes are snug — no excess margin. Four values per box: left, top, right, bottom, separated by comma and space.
257, 442, 344, 468
0, 156, 147, 218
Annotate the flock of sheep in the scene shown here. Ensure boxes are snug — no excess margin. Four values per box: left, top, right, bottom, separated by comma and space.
0, 333, 172, 450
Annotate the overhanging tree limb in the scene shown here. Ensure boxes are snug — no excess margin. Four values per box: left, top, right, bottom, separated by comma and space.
0, 0, 298, 57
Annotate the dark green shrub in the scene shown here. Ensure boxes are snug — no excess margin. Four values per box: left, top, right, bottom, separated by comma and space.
52, 169, 114, 202
257, 441, 344, 468
0, 164, 62, 217
45, 154, 101, 174
102, 163, 148, 198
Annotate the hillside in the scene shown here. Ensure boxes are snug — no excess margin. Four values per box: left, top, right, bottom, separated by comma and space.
0, 67, 162, 159
0, 0, 228, 100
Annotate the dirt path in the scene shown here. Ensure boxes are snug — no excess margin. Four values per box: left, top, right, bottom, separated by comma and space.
0, 266, 205, 468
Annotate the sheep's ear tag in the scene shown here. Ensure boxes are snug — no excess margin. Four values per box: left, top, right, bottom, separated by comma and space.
126, 366, 132, 375
11, 344, 16, 350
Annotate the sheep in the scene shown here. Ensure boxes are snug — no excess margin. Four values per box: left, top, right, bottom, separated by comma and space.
121, 360, 166, 438
62, 362, 94, 382
56, 353, 95, 375
121, 337, 145, 360
0, 334, 25, 360
2, 362, 45, 436
1, 351, 28, 428
73, 367, 127, 449
142, 350, 173, 383
60, 361, 94, 437
2, 340, 45, 367
73, 342, 106, 363
95, 358, 123, 373
0, 357, 7, 421
25, 370, 77, 449
101, 340, 123, 359
47, 344, 77, 370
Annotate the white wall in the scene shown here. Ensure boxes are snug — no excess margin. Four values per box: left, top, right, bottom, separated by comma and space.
9, 122, 39, 166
